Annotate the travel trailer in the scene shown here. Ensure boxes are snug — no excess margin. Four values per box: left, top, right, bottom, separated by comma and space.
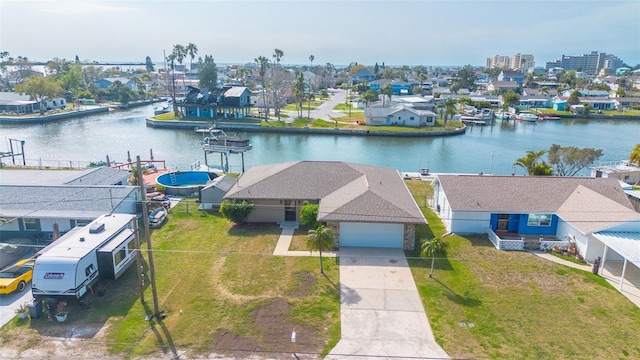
31, 214, 137, 300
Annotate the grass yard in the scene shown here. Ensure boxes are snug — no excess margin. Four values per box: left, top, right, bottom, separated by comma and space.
283, 101, 323, 111
405, 180, 640, 359
0, 201, 340, 359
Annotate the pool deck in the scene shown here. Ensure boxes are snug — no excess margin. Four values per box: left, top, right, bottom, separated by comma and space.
142, 168, 169, 189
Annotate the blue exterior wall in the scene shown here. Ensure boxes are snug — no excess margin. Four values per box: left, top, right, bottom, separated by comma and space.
490, 213, 558, 235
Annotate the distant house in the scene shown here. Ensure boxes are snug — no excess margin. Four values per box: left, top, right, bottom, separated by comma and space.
350, 68, 376, 84
198, 175, 236, 210
552, 98, 568, 111
95, 77, 135, 90
518, 96, 552, 109
0, 92, 65, 114
368, 79, 413, 95
487, 81, 519, 92
431, 175, 639, 264
498, 70, 525, 86
180, 86, 252, 119
579, 97, 617, 110
560, 89, 610, 98
614, 97, 640, 110
223, 161, 426, 250
365, 102, 436, 127
589, 160, 640, 185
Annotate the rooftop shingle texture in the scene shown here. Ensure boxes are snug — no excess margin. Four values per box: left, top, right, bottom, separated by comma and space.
64, 167, 129, 186
437, 175, 638, 233
225, 161, 425, 224
0, 185, 137, 218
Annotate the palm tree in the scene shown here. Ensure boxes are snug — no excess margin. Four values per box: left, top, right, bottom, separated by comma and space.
513, 150, 547, 175
166, 53, 178, 116
293, 71, 305, 118
443, 97, 457, 125
185, 43, 198, 78
308, 54, 314, 122
306, 225, 334, 274
381, 83, 392, 107
272, 49, 284, 120
172, 45, 187, 94
254, 56, 270, 119
629, 144, 640, 166
421, 237, 446, 278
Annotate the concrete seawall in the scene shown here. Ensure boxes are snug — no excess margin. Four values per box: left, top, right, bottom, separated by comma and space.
145, 118, 467, 137
0, 107, 109, 123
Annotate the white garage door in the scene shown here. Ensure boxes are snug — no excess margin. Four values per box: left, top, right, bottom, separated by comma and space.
340, 222, 404, 248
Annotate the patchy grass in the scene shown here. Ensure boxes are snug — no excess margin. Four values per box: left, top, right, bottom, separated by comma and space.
333, 103, 364, 112
290, 225, 313, 251
405, 180, 640, 359
283, 101, 323, 111
0, 201, 340, 358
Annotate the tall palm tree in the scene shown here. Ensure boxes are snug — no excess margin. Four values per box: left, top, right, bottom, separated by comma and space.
513, 150, 547, 175
172, 44, 187, 96
293, 71, 305, 118
185, 43, 198, 77
421, 237, 446, 278
254, 56, 270, 119
443, 97, 457, 125
272, 49, 284, 120
381, 83, 392, 107
628, 144, 640, 166
308, 55, 314, 122
307, 225, 334, 275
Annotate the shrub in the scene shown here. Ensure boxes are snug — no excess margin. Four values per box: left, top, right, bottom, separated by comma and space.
300, 203, 319, 228
219, 199, 254, 223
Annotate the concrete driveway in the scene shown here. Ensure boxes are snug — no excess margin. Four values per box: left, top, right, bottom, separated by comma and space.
327, 247, 450, 360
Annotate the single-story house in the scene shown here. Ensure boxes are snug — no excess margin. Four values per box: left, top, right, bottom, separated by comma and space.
223, 161, 427, 250
431, 174, 639, 262
0, 92, 66, 114
614, 97, 640, 110
487, 81, 519, 92
0, 167, 138, 242
369, 79, 413, 95
364, 102, 436, 127
561, 89, 610, 98
518, 96, 552, 109
589, 160, 640, 185
95, 77, 136, 90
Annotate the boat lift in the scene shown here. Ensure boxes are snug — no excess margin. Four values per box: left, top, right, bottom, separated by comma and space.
0, 138, 26, 166
196, 125, 252, 173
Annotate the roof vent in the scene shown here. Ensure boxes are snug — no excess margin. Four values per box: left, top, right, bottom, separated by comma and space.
80, 237, 85, 242
89, 222, 105, 234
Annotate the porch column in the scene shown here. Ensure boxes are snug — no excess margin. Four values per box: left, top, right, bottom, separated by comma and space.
600, 246, 609, 275
619, 258, 628, 290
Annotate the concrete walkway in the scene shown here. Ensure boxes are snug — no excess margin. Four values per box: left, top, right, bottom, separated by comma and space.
326, 247, 450, 360
272, 226, 337, 258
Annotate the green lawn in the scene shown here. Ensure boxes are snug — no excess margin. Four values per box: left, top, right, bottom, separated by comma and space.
333, 103, 364, 112
405, 180, 640, 359
0, 201, 340, 358
283, 101, 323, 111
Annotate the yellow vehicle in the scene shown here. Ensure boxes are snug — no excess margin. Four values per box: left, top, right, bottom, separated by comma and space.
0, 258, 35, 294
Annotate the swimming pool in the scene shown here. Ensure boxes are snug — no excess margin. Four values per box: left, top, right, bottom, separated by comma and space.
156, 171, 212, 196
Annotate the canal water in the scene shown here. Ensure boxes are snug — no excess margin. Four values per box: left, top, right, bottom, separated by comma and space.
0, 104, 638, 176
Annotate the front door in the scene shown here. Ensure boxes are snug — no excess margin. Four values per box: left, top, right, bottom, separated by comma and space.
284, 200, 296, 221
497, 214, 509, 231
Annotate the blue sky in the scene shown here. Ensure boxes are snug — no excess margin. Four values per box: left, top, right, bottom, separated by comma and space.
1, 0, 639, 67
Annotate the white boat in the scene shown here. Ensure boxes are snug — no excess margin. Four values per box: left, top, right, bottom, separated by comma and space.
460, 108, 493, 125
495, 110, 511, 120
153, 99, 173, 115
517, 112, 538, 122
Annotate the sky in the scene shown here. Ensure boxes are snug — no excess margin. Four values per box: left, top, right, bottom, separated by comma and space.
1, 0, 639, 67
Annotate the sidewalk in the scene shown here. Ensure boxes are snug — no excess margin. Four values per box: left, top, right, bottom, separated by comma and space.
272, 226, 338, 257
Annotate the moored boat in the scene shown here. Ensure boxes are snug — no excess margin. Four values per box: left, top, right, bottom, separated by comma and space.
517, 111, 538, 122
495, 110, 511, 120
538, 113, 561, 121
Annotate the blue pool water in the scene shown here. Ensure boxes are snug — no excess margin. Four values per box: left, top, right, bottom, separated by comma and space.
156, 171, 212, 196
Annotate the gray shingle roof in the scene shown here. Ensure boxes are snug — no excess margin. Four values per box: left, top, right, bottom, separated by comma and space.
64, 167, 129, 186
437, 175, 638, 233
225, 161, 425, 224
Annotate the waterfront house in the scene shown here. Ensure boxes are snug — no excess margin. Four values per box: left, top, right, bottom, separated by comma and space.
590, 160, 640, 185
561, 89, 610, 98
95, 77, 135, 90
0, 167, 138, 243
350, 68, 376, 84
518, 96, 552, 109
223, 161, 426, 250
364, 101, 436, 127
614, 97, 640, 110
180, 86, 252, 119
431, 174, 639, 262
0, 92, 38, 114
368, 79, 413, 95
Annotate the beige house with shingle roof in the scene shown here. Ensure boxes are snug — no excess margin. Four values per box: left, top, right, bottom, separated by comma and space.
224, 161, 426, 250
432, 174, 639, 263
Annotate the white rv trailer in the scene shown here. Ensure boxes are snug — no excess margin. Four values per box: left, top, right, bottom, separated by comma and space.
32, 214, 137, 300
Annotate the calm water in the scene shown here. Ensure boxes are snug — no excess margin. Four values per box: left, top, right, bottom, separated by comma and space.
0, 104, 638, 176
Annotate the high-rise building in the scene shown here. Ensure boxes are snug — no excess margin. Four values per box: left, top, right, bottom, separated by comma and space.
545, 51, 624, 75
486, 53, 534, 70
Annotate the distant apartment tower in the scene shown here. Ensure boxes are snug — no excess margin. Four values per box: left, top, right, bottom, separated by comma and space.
545, 51, 623, 75
486, 53, 534, 70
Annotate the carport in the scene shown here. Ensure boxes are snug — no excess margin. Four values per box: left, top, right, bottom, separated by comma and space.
593, 231, 640, 296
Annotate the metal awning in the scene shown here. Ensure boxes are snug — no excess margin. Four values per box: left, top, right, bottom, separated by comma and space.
593, 231, 640, 268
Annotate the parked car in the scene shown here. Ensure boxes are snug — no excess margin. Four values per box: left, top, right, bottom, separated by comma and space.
0, 240, 32, 269
0, 258, 35, 294
148, 207, 168, 228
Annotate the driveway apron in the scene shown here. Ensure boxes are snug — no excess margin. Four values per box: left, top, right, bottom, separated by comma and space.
327, 247, 450, 360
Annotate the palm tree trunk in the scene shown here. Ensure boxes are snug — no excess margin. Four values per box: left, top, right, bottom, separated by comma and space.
319, 249, 324, 274
429, 256, 435, 278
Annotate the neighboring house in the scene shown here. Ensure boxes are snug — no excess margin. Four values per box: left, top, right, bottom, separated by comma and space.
369, 79, 413, 95
95, 77, 135, 90
518, 96, 552, 109
350, 68, 376, 84
579, 97, 617, 110
487, 81, 519, 92
0, 167, 139, 242
431, 174, 639, 262
365, 102, 436, 127
498, 70, 525, 86
199, 175, 236, 210
223, 161, 427, 250
180, 86, 252, 119
552, 98, 568, 111
614, 97, 640, 110
0, 92, 65, 114
560, 89, 610, 98
590, 220, 640, 295
589, 160, 640, 185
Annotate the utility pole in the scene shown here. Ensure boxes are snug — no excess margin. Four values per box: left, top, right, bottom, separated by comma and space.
132, 218, 145, 303
137, 156, 160, 318
308, 54, 314, 123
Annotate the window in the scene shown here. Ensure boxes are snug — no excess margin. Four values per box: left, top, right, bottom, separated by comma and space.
76, 219, 91, 226
527, 214, 552, 227
410, 116, 415, 121
85, 264, 95, 277
24, 218, 38, 231
114, 248, 126, 265
128, 239, 136, 252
